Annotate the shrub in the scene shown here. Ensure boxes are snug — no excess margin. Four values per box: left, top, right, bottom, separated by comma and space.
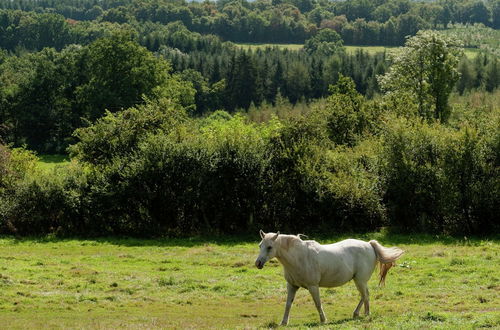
382, 114, 499, 234
263, 115, 385, 232
317, 75, 382, 146
71, 114, 271, 236
69, 97, 188, 165
0, 145, 38, 191
1, 163, 88, 235
3, 94, 496, 237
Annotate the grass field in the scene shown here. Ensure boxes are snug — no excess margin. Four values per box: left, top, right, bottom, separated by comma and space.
37, 154, 70, 171
235, 43, 479, 59
0, 233, 498, 329
236, 43, 304, 51
345, 45, 394, 55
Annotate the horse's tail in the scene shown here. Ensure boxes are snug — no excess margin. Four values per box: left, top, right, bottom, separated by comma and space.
369, 240, 404, 286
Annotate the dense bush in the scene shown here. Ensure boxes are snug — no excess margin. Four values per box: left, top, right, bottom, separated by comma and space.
0, 145, 37, 192
382, 113, 499, 234
3, 164, 88, 235
0, 145, 39, 233
1, 83, 498, 237
0, 91, 388, 236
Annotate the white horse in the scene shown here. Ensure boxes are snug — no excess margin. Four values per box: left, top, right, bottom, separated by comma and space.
255, 230, 404, 325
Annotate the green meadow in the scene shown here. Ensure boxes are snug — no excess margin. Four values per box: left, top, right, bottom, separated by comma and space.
36, 154, 70, 172
235, 43, 304, 51
0, 233, 498, 329
235, 43, 479, 59
344, 45, 394, 55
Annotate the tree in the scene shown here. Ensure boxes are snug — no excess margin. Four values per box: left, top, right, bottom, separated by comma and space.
304, 28, 344, 56
75, 33, 179, 120
485, 58, 499, 92
395, 13, 429, 45
379, 31, 462, 122
225, 52, 258, 110
322, 74, 370, 146
456, 58, 476, 95
462, 1, 490, 25
492, 0, 500, 29
284, 62, 311, 103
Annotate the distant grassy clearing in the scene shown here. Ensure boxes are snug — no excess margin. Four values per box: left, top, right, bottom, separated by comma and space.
345, 45, 395, 55
235, 43, 395, 54
235, 43, 479, 59
36, 154, 70, 171
0, 233, 498, 328
346, 45, 479, 58
235, 43, 303, 51
462, 48, 481, 59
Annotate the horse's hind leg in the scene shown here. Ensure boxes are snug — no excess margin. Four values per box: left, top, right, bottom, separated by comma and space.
307, 285, 327, 323
353, 279, 369, 318
353, 297, 364, 318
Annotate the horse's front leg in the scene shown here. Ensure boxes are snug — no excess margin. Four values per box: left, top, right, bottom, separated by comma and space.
308, 285, 327, 323
281, 282, 299, 326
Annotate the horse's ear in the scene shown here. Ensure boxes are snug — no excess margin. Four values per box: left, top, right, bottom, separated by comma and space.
272, 232, 280, 241
259, 229, 265, 239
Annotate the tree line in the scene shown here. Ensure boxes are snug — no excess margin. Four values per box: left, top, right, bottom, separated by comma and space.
1, 32, 498, 237
1, 29, 498, 153
1, 0, 499, 46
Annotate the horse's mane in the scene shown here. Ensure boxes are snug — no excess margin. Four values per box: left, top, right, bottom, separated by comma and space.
278, 234, 308, 251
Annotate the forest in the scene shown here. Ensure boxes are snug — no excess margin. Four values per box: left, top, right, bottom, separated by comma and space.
0, 0, 499, 237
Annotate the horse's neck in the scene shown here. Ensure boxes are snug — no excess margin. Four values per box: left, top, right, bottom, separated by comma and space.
275, 236, 307, 270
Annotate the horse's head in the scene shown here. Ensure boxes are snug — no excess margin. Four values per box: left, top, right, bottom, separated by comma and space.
255, 230, 279, 269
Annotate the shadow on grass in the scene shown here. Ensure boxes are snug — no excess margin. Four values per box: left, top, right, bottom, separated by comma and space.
312, 230, 500, 246
304, 318, 353, 327
1, 231, 498, 248
0, 234, 259, 247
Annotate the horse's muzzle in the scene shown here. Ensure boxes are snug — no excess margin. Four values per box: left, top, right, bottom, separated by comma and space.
255, 260, 264, 269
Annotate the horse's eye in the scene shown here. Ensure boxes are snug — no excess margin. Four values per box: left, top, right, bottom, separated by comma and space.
267, 246, 272, 251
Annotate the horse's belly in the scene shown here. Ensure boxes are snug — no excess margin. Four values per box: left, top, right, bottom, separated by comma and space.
318, 271, 352, 287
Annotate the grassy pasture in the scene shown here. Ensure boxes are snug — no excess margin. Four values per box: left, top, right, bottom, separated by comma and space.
235, 43, 304, 51
345, 45, 394, 55
36, 154, 70, 171
346, 45, 480, 58
235, 43, 479, 59
0, 233, 498, 329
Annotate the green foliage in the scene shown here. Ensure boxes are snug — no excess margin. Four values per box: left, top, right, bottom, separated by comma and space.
437, 24, 500, 57
76, 33, 185, 119
379, 31, 462, 122
264, 115, 386, 232
71, 112, 271, 235
0, 145, 41, 232
317, 74, 380, 146
320, 75, 376, 146
381, 113, 499, 234
2, 163, 88, 235
69, 98, 188, 166
0, 36, 194, 153
304, 29, 344, 56
2, 97, 388, 236
0, 0, 498, 238
0, 145, 37, 192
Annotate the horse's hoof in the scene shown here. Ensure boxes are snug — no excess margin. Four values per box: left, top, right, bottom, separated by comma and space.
280, 320, 288, 326
353, 313, 360, 319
